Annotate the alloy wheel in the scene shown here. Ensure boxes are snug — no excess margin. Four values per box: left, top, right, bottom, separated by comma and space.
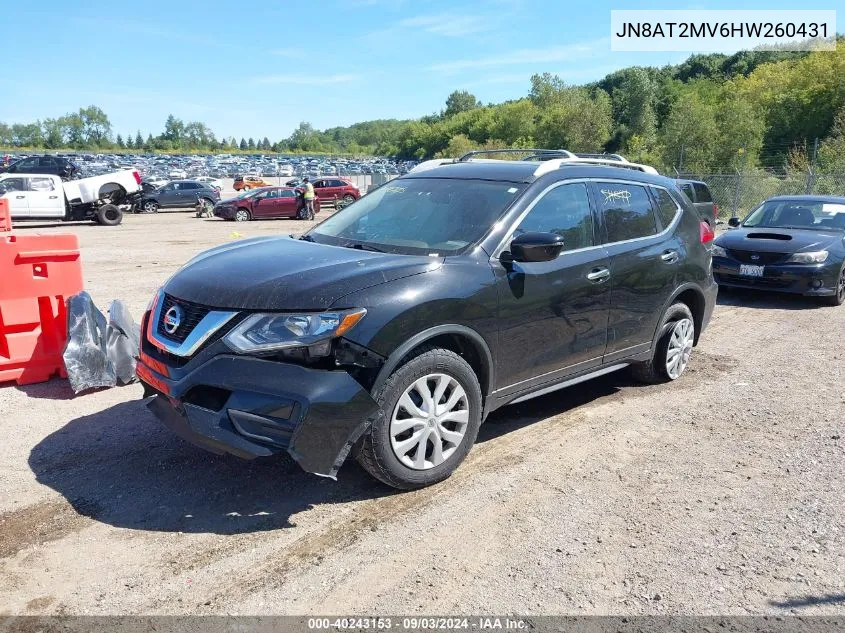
143, 201, 158, 213
235, 209, 250, 222
390, 373, 469, 470
838, 268, 845, 302
666, 318, 694, 379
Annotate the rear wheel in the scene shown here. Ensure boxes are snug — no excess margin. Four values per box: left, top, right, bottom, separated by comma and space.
356, 346, 482, 490
96, 204, 123, 226
821, 265, 845, 307
343, 194, 355, 204
234, 208, 251, 222
631, 303, 695, 384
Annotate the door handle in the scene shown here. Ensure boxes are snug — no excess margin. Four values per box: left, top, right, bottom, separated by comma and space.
586, 267, 611, 282
16, 195, 25, 199
49, 195, 59, 199
661, 250, 679, 263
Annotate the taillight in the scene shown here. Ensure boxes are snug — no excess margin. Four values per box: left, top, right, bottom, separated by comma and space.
132, 170, 142, 185
713, 203, 719, 221
700, 221, 715, 244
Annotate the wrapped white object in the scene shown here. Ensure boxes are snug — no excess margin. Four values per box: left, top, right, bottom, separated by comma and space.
62, 292, 140, 393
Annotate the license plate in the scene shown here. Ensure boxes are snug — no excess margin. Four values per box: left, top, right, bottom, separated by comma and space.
739, 264, 765, 277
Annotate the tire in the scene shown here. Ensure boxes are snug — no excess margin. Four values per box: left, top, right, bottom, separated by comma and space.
821, 265, 845, 307
630, 302, 695, 384
234, 208, 251, 222
343, 194, 355, 204
96, 204, 123, 226
356, 346, 482, 490
143, 201, 159, 213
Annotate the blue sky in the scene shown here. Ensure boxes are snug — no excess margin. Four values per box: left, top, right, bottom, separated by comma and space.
2, 0, 841, 141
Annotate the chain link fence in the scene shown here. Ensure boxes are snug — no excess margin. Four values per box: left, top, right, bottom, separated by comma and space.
675, 171, 845, 221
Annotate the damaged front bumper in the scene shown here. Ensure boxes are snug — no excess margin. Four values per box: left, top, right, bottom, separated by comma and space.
136, 352, 380, 479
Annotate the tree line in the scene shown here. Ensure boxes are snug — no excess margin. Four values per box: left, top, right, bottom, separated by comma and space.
2, 41, 844, 173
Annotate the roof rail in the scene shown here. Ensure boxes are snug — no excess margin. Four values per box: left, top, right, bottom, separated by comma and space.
574, 152, 627, 162
533, 158, 659, 177
456, 148, 575, 162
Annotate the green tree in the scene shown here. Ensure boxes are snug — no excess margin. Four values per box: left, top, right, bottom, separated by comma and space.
42, 118, 64, 148
125, 134, 134, 150
444, 90, 481, 118
239, 137, 247, 151
436, 134, 478, 158
135, 131, 144, 149
116, 133, 125, 148
163, 114, 185, 145
78, 106, 112, 147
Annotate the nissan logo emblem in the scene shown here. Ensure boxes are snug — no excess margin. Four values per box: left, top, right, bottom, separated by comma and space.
163, 305, 184, 335
750, 254, 760, 261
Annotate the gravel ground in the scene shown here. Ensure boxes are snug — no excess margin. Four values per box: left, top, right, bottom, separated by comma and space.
0, 211, 843, 616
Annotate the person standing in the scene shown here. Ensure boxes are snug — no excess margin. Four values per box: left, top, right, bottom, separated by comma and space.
302, 176, 315, 219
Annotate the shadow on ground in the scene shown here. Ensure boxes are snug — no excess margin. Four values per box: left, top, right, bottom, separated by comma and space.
29, 371, 629, 536
770, 593, 845, 609
717, 286, 824, 310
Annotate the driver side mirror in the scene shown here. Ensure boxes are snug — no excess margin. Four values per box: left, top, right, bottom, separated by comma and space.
504, 232, 565, 263
728, 217, 741, 228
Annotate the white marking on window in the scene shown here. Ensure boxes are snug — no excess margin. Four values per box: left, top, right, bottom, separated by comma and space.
601, 189, 631, 204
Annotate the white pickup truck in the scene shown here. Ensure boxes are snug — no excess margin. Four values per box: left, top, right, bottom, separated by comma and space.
0, 169, 142, 226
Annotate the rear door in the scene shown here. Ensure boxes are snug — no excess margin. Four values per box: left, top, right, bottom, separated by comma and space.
590, 180, 680, 363
276, 189, 299, 217
26, 176, 64, 217
0, 177, 31, 217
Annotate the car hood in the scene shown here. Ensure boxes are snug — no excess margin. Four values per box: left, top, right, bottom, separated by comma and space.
163, 235, 442, 310
715, 227, 843, 253
217, 195, 250, 206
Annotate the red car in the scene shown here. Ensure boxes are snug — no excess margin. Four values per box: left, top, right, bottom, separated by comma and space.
310, 177, 360, 205
213, 187, 319, 222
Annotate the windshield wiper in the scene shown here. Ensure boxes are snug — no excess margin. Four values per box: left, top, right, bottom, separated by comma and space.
347, 242, 385, 253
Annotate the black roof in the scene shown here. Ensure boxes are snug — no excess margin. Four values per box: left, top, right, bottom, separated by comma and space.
767, 195, 845, 203
403, 160, 673, 186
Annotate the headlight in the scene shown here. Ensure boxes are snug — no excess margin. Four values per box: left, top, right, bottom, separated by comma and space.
786, 250, 828, 264
224, 308, 366, 354
711, 244, 727, 257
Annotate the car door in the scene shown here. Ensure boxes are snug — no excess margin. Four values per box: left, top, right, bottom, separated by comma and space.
0, 177, 31, 217
590, 180, 680, 363
157, 183, 177, 206
251, 189, 277, 218
8, 157, 40, 174
26, 176, 64, 217
493, 181, 611, 392
275, 189, 299, 217
38, 157, 59, 176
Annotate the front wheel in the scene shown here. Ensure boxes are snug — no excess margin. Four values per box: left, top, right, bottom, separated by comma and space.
142, 201, 159, 213
234, 208, 251, 222
630, 303, 695, 384
356, 346, 482, 490
821, 265, 845, 307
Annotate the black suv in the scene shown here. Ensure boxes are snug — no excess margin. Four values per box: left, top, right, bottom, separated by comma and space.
137, 155, 717, 489
0, 155, 79, 180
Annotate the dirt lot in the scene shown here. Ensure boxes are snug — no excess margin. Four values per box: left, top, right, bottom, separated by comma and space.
0, 211, 843, 616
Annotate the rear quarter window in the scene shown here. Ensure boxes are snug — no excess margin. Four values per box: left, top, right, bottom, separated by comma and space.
652, 187, 680, 228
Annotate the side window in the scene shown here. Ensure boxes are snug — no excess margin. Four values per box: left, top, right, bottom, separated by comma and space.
514, 182, 594, 252
279, 190, 296, 199
0, 177, 26, 192
693, 183, 712, 202
19, 157, 39, 169
681, 183, 695, 201
265, 189, 280, 199
182, 182, 199, 190
652, 187, 680, 228
29, 177, 55, 192
332, 180, 347, 187
39, 157, 57, 169
596, 182, 659, 243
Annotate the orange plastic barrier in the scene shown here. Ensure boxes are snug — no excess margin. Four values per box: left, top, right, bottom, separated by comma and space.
0, 233, 84, 385
0, 199, 10, 232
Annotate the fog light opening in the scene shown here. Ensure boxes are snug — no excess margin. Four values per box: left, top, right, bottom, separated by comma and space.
811, 279, 823, 289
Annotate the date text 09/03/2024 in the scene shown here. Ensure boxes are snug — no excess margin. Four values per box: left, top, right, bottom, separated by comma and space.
307, 617, 532, 630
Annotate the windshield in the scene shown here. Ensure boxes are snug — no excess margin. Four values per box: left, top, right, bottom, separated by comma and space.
306, 178, 525, 255
743, 200, 845, 231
